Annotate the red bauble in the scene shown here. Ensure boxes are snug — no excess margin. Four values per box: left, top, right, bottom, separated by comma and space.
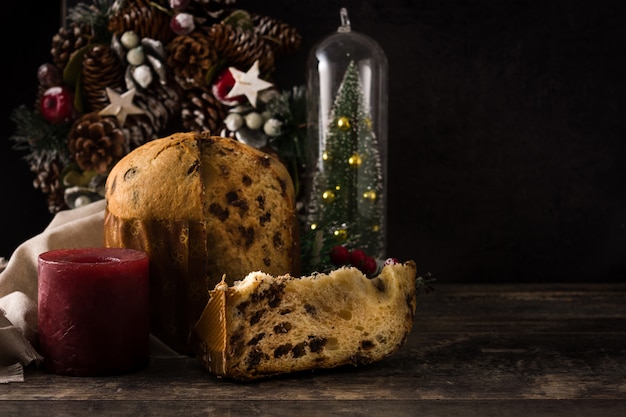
348, 249, 367, 268
329, 245, 349, 266
212, 68, 245, 106
40, 86, 75, 124
37, 63, 61, 87
360, 256, 377, 276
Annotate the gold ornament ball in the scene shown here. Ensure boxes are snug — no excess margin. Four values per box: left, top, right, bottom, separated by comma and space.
363, 189, 377, 201
322, 190, 336, 203
333, 228, 348, 241
337, 116, 351, 131
348, 153, 362, 167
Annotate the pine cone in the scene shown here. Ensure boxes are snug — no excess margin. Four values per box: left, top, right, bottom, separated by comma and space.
180, 86, 227, 132
124, 114, 156, 149
81, 44, 126, 112
251, 14, 302, 59
30, 155, 68, 213
208, 23, 275, 75
126, 82, 182, 147
167, 31, 218, 90
108, 0, 172, 43
68, 112, 128, 174
50, 23, 89, 70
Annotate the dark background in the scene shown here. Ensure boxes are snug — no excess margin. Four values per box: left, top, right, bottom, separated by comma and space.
2, 0, 625, 283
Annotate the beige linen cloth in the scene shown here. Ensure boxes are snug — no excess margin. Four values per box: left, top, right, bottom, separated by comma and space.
0, 200, 183, 383
0, 200, 107, 382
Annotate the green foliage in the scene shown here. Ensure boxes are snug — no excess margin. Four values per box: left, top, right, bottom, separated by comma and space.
67, 0, 116, 44
266, 85, 308, 198
9, 105, 72, 164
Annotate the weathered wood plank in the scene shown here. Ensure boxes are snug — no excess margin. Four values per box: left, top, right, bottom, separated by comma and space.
416, 283, 626, 333
2, 400, 626, 417
1, 284, 625, 416
5, 326, 625, 401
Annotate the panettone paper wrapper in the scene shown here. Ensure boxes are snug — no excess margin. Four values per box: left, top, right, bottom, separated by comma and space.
104, 210, 212, 355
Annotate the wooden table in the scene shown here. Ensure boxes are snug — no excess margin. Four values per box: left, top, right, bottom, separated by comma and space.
2, 283, 626, 416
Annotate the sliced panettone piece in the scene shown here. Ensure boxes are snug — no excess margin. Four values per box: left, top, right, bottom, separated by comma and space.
194, 260, 418, 380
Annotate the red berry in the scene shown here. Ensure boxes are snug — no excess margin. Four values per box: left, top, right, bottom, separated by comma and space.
360, 256, 377, 275
37, 63, 61, 87
39, 86, 75, 124
348, 249, 367, 268
329, 245, 349, 266
384, 257, 399, 266
170, 12, 195, 35
212, 67, 245, 106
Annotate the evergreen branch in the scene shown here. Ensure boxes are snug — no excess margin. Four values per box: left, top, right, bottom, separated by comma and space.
68, 0, 115, 43
266, 85, 308, 197
9, 105, 72, 163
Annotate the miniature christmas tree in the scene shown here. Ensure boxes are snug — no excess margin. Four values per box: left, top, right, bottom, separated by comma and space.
304, 60, 384, 272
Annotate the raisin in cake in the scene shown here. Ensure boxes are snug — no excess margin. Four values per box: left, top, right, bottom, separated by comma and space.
104, 131, 300, 354
194, 260, 417, 380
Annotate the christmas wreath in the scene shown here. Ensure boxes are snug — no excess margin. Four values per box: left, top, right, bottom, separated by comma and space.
10, 0, 306, 213
9, 1, 416, 278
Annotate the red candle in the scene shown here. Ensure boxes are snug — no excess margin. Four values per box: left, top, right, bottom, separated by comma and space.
38, 247, 149, 376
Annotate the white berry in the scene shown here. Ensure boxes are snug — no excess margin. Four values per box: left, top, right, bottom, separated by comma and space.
245, 112, 263, 130
126, 46, 145, 66
263, 118, 282, 136
120, 31, 139, 49
224, 113, 244, 131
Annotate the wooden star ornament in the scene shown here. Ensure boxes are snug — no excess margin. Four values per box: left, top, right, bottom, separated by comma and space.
99, 87, 145, 126
226, 61, 273, 107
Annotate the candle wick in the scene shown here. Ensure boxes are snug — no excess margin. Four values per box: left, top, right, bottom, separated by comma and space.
338, 8, 351, 33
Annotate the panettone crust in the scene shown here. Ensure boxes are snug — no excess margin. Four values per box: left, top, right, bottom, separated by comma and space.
104, 131, 300, 353
105, 132, 205, 220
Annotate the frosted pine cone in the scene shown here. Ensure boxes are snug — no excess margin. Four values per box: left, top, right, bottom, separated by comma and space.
124, 115, 156, 149
108, 0, 172, 43
167, 31, 217, 89
126, 82, 182, 147
29, 155, 67, 213
180, 86, 227, 132
68, 112, 128, 174
50, 23, 89, 70
251, 14, 302, 59
207, 23, 275, 75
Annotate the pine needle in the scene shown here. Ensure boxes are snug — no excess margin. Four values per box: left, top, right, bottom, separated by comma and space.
67, 0, 115, 43
9, 105, 71, 164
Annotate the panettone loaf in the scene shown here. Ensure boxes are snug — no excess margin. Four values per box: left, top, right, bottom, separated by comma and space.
194, 260, 417, 380
104, 131, 300, 354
